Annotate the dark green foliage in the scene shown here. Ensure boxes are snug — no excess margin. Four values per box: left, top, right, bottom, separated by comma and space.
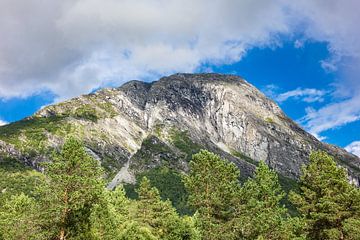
142, 136, 172, 153
185, 151, 305, 240
230, 149, 259, 166
134, 177, 200, 240
290, 151, 360, 239
0, 156, 44, 203
124, 167, 190, 215
90, 187, 130, 239
278, 174, 301, 216
2, 137, 360, 240
39, 137, 105, 239
118, 222, 157, 240
232, 162, 304, 239
169, 128, 202, 161
130, 135, 175, 170
101, 155, 124, 181
184, 150, 240, 240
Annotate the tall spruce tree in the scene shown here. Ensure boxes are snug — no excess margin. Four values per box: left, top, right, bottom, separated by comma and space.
40, 137, 105, 240
289, 151, 360, 239
184, 150, 240, 240
232, 162, 305, 240
134, 177, 200, 240
89, 186, 130, 240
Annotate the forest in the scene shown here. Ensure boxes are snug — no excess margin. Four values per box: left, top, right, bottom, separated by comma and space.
1, 137, 360, 240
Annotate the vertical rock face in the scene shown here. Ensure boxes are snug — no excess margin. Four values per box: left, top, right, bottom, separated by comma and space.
1, 73, 359, 185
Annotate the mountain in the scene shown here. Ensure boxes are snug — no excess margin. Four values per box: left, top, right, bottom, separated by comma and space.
1, 73, 359, 188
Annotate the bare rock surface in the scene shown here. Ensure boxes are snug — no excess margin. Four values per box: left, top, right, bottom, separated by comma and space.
1, 73, 359, 185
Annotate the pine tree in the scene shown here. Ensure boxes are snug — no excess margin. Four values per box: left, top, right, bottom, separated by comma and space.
289, 151, 360, 239
232, 162, 305, 239
134, 177, 200, 240
0, 193, 47, 240
184, 150, 240, 240
90, 187, 129, 240
39, 137, 105, 239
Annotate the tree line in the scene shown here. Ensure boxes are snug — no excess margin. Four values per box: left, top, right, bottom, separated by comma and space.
1, 138, 360, 239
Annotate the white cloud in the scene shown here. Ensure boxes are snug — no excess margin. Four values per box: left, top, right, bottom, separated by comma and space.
301, 95, 360, 136
286, 1, 360, 137
0, 0, 290, 101
276, 88, 327, 103
345, 141, 360, 157
0, 119, 8, 126
0, 0, 359, 136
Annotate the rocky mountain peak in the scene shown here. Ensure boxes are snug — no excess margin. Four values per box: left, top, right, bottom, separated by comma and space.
1, 73, 359, 187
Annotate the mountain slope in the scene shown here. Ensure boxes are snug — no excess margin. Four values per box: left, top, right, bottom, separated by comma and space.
1, 73, 359, 186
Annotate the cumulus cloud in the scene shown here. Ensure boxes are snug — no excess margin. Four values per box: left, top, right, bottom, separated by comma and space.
300, 55, 360, 137
0, 0, 360, 136
282, 0, 360, 137
0, 0, 290, 101
345, 141, 360, 157
301, 95, 360, 136
276, 88, 327, 103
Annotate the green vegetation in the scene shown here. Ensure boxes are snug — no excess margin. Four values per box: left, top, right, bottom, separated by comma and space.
230, 149, 259, 165
0, 116, 70, 153
74, 105, 99, 122
184, 150, 241, 239
265, 117, 275, 123
130, 135, 178, 170
98, 102, 117, 117
232, 162, 304, 239
278, 174, 301, 216
142, 135, 172, 153
289, 151, 360, 239
169, 128, 202, 160
153, 124, 164, 138
0, 100, 118, 155
1, 139, 360, 239
73, 102, 117, 122
124, 167, 190, 215
101, 155, 124, 181
0, 156, 44, 203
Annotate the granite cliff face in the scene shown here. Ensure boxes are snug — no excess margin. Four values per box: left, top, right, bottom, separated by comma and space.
1, 73, 359, 187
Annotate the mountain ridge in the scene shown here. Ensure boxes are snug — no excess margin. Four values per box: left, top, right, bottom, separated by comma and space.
0, 73, 359, 187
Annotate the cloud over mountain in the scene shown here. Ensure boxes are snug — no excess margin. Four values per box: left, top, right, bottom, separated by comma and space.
345, 141, 360, 157
0, 0, 360, 137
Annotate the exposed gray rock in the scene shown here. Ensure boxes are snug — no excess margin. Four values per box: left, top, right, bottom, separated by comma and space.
1, 73, 359, 185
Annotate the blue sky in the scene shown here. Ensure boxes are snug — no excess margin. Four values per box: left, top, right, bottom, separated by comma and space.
0, 0, 359, 156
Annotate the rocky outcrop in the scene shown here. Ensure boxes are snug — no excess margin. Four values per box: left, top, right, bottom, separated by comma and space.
1, 73, 359, 185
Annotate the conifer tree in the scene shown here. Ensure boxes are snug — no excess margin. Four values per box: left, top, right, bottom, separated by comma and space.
0, 193, 46, 240
134, 177, 200, 240
184, 150, 240, 240
289, 151, 360, 239
90, 187, 129, 240
233, 162, 305, 239
40, 137, 105, 240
